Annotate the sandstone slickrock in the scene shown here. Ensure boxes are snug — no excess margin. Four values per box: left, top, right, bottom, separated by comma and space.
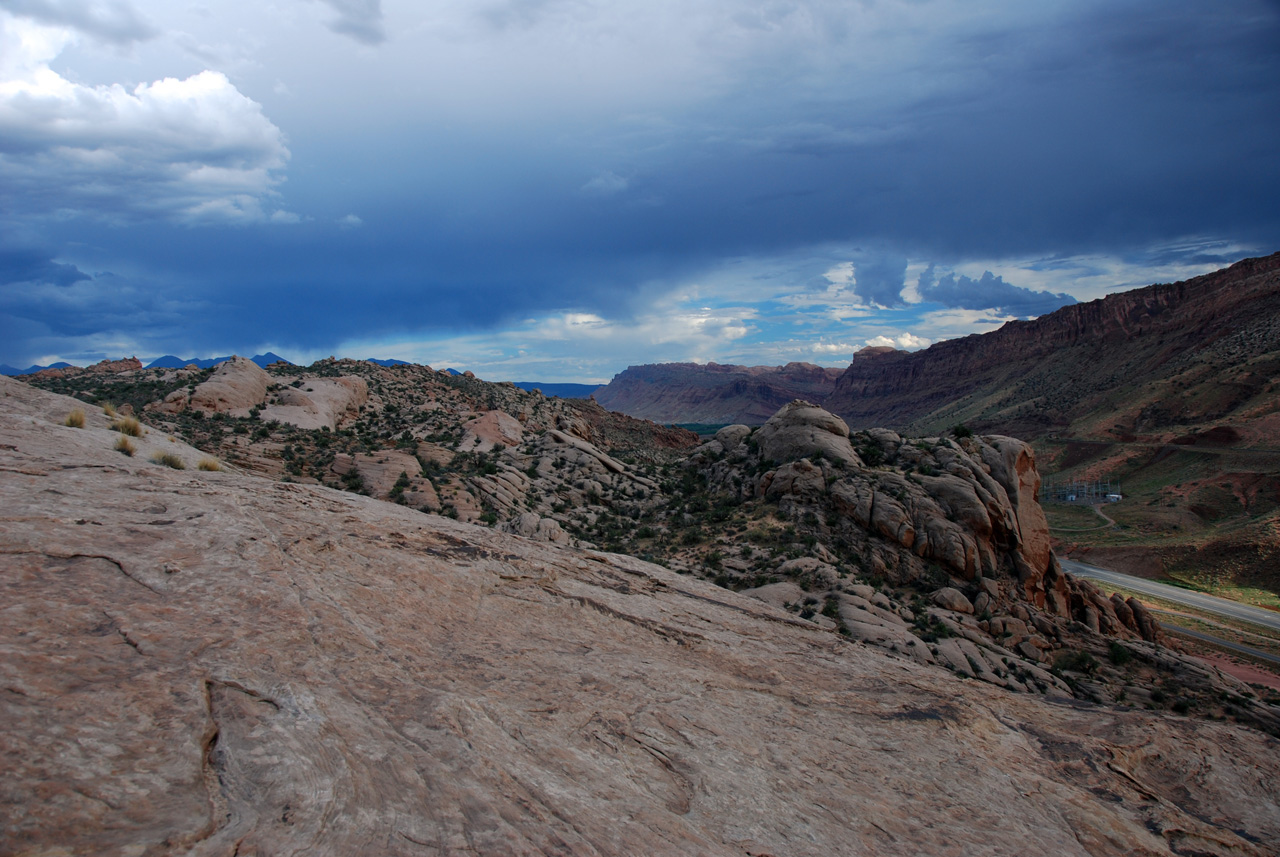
4, 377, 1280, 856
461, 409, 524, 452
160, 356, 271, 415
260, 375, 369, 430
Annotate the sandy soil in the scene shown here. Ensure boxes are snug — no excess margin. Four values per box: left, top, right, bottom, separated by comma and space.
1195, 653, 1280, 692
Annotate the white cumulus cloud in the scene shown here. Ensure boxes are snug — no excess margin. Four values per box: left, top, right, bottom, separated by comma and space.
865, 332, 930, 350
0, 12, 291, 224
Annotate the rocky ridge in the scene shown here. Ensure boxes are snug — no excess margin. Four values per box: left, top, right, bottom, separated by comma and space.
16, 363, 1280, 732
673, 401, 1276, 723
588, 254, 1280, 592
823, 252, 1280, 437
4, 375, 1280, 855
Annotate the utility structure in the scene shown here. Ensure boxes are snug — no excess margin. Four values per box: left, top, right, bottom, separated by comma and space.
1042, 478, 1121, 504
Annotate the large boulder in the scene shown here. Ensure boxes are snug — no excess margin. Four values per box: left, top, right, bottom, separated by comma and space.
261, 376, 368, 430
161, 356, 270, 415
461, 410, 524, 452
753, 400, 862, 466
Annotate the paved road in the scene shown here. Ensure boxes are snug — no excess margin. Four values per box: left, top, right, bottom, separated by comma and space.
1060, 558, 1280, 634
1157, 624, 1280, 666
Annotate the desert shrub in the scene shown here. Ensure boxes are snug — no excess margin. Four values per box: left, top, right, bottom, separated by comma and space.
340, 468, 365, 494
390, 471, 410, 503
115, 436, 136, 456
951, 423, 973, 439
64, 409, 85, 428
152, 452, 185, 470
102, 403, 117, 417
1053, 650, 1097, 675
1107, 641, 1132, 665
197, 457, 222, 471
113, 417, 143, 437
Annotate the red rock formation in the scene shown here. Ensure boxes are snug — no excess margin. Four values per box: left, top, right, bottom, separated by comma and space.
824, 252, 1280, 434
595, 361, 844, 425
33, 356, 143, 378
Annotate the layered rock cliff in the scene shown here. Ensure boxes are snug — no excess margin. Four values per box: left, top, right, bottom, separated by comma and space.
825, 252, 1280, 436
4, 378, 1280, 856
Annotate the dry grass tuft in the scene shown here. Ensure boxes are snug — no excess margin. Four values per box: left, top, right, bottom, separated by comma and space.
197, 457, 222, 472
151, 452, 185, 470
64, 409, 85, 428
112, 417, 143, 437
115, 436, 136, 456
102, 403, 117, 417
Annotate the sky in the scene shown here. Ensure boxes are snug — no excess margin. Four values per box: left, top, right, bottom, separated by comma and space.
1, 0, 1278, 381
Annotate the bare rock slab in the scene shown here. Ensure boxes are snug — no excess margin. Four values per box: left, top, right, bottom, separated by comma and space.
2, 377, 1279, 857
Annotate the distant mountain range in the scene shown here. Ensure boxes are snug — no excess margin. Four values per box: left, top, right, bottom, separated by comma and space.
0, 361, 74, 376
1, 353, 293, 375
593, 362, 845, 425
145, 353, 293, 370
591, 253, 1280, 439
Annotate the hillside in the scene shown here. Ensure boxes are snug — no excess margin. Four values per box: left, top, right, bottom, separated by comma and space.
824, 252, 1280, 438
594, 361, 844, 425
5, 375, 1280, 854
592, 256, 1280, 595
829, 254, 1280, 594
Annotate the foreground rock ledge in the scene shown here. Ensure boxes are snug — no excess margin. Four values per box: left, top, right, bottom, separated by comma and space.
1, 378, 1278, 856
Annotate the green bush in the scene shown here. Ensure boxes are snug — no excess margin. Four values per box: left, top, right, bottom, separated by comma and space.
1053, 650, 1097, 675
1108, 641, 1132, 665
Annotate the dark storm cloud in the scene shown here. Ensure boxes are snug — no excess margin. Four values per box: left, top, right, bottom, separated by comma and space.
0, 0, 157, 43
0, 246, 90, 288
853, 254, 908, 308
918, 267, 1076, 316
317, 0, 384, 45
3, 0, 1280, 367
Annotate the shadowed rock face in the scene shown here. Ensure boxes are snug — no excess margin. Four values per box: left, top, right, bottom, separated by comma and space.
4, 383, 1280, 855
